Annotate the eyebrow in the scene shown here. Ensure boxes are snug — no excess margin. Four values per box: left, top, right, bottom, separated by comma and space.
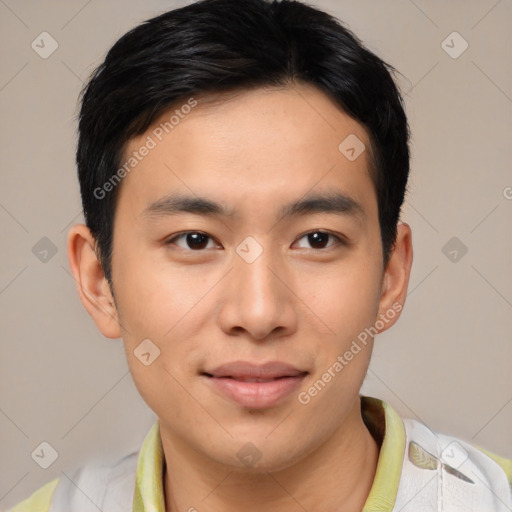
142, 190, 366, 223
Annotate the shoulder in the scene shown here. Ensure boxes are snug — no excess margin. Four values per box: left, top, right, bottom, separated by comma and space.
3, 478, 59, 512
3, 451, 138, 512
401, 417, 512, 500
472, 444, 512, 487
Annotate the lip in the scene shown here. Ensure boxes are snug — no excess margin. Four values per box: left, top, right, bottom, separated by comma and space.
202, 361, 308, 409
205, 361, 306, 379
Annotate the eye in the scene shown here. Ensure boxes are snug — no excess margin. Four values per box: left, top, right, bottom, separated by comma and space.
294, 230, 345, 250
166, 231, 219, 251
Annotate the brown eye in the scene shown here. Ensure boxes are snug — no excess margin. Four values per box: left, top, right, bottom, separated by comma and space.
295, 231, 344, 250
307, 232, 330, 249
167, 231, 217, 250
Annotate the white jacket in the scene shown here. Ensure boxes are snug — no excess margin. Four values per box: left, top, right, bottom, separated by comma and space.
6, 397, 512, 512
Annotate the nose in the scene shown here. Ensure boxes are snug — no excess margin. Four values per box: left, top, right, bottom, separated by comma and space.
216, 243, 298, 341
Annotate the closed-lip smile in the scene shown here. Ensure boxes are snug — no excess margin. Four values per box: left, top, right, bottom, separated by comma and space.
202, 360, 308, 408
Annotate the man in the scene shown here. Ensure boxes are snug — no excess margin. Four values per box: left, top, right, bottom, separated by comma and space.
7, 0, 511, 510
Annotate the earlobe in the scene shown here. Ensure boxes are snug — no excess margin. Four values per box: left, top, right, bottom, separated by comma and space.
376, 222, 413, 333
66, 224, 122, 339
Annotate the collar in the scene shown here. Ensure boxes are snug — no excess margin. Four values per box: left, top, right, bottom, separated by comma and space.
361, 396, 406, 511
132, 419, 166, 512
132, 396, 405, 512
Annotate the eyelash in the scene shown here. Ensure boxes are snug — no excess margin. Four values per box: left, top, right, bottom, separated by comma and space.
165, 230, 347, 251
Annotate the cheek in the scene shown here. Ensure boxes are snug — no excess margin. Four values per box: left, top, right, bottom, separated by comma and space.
113, 244, 211, 338
113, 247, 214, 402
124, 334, 213, 436
296, 268, 380, 419
298, 259, 382, 343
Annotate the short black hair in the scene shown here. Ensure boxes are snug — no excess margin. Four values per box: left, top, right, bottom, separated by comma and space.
77, 0, 410, 289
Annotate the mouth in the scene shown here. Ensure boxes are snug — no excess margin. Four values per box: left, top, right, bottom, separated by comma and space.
201, 361, 308, 409
204, 376, 299, 382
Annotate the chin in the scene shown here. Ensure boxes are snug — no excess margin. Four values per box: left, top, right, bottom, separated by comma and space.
203, 434, 313, 474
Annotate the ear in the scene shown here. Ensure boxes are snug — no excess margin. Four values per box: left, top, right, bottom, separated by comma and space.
66, 224, 122, 339
376, 222, 413, 333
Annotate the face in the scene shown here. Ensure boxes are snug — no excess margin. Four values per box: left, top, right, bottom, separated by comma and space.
75, 83, 410, 472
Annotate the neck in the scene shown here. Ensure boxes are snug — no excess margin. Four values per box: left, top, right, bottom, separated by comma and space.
162, 398, 380, 512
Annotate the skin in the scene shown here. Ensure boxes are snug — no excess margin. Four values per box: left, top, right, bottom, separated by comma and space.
68, 82, 413, 512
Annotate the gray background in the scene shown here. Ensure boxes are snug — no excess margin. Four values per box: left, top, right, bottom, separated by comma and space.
1, 0, 511, 507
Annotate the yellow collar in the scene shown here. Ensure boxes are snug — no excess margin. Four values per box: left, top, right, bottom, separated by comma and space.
361, 396, 405, 511
132, 396, 405, 512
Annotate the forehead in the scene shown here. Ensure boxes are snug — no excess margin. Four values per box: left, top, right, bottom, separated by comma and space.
116, 83, 377, 224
